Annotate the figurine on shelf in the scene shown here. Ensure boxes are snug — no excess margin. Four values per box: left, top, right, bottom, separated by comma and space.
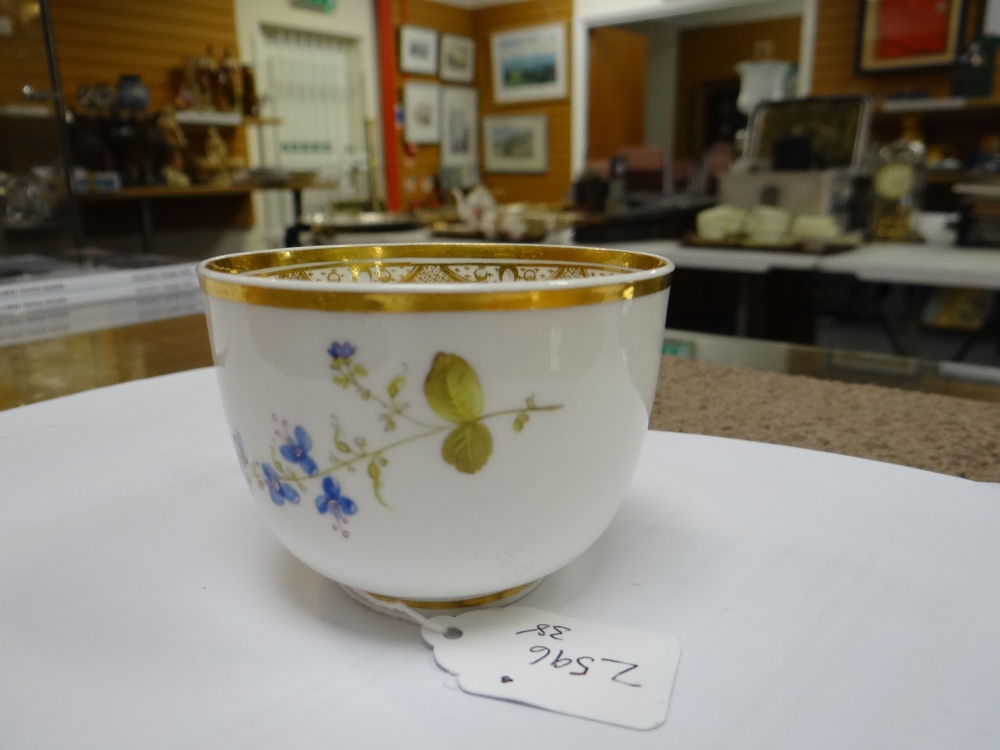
215, 48, 243, 112
195, 127, 246, 186
195, 46, 219, 111
175, 84, 195, 111
242, 65, 260, 117
152, 105, 191, 187
156, 106, 188, 152
163, 152, 191, 188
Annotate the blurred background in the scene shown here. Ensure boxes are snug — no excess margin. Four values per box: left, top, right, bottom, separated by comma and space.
3, 0, 1000, 409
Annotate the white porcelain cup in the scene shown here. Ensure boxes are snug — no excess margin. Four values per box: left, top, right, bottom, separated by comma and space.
198, 244, 673, 607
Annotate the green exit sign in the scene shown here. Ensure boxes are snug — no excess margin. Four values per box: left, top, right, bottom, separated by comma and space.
292, 0, 335, 12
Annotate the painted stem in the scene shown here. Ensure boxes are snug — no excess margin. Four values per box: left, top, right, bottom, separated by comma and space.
270, 401, 562, 484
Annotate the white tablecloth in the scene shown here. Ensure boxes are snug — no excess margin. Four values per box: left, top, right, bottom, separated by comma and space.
2, 369, 998, 749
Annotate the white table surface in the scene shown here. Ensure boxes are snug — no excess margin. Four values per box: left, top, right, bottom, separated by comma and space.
2, 369, 999, 749
606, 239, 1000, 290
604, 239, 820, 274
817, 242, 1000, 289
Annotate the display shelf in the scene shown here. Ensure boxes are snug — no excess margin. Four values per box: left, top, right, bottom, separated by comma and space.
75, 180, 336, 202
0, 104, 52, 118
173, 110, 280, 127
875, 97, 1000, 114
75, 184, 257, 201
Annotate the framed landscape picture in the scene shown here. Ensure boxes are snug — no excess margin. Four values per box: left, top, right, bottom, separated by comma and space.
440, 34, 475, 83
403, 81, 440, 144
482, 114, 547, 173
441, 86, 478, 168
400, 25, 438, 75
856, 0, 967, 73
490, 23, 567, 104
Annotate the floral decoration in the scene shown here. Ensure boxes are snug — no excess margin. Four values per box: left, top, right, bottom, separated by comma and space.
234, 341, 561, 539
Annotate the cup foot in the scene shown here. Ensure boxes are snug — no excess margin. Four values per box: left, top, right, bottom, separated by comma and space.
341, 579, 541, 618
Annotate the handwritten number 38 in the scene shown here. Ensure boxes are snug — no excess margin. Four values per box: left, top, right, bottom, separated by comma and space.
515, 623, 571, 640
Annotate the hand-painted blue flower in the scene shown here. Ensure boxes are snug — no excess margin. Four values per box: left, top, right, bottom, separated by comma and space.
280, 425, 318, 475
327, 341, 356, 360
262, 463, 300, 506
315, 476, 358, 520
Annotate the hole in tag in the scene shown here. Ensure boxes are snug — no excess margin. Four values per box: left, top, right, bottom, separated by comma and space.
444, 627, 463, 640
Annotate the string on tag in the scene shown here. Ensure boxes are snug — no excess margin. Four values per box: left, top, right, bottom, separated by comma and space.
340, 584, 463, 638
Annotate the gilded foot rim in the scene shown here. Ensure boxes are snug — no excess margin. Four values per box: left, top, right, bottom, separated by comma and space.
342, 579, 542, 617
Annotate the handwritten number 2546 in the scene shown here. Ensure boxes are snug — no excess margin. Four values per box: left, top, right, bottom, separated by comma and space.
527, 645, 641, 687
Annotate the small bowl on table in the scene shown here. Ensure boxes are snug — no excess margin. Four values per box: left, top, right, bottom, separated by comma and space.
198, 244, 673, 611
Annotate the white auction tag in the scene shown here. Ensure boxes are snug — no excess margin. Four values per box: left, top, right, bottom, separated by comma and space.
422, 606, 681, 730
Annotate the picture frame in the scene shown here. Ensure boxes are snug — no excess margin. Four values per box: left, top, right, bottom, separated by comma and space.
441, 86, 479, 168
400, 25, 438, 75
482, 114, 547, 173
856, 0, 967, 73
440, 34, 476, 83
403, 81, 440, 144
490, 22, 567, 104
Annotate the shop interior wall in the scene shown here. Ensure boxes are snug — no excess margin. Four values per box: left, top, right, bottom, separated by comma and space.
675, 14, 801, 159
46, 0, 255, 254
391, 0, 474, 209
810, 0, 985, 98
392, 0, 573, 207
1, 5, 50, 105
473, 0, 573, 205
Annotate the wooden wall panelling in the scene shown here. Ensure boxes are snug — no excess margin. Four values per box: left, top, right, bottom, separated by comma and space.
473, 0, 573, 205
45, 0, 251, 235
587, 26, 648, 160
393, 0, 473, 209
0, 2, 52, 105
50, 0, 239, 111
810, 0, 983, 98
676, 16, 801, 159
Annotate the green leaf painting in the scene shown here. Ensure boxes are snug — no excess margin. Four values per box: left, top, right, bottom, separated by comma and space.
237, 342, 562, 534
442, 420, 494, 474
424, 353, 485, 423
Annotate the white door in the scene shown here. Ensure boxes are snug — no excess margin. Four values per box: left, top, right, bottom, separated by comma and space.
255, 25, 371, 241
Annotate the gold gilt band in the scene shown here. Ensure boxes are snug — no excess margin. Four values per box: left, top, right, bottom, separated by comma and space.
366, 580, 538, 610
198, 244, 672, 313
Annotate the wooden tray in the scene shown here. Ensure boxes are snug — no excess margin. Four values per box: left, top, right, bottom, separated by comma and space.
681, 232, 859, 255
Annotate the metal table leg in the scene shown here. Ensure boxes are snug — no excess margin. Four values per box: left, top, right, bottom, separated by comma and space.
734, 273, 752, 338
139, 198, 155, 254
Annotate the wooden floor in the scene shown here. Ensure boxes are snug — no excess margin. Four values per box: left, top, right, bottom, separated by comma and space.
0, 315, 213, 411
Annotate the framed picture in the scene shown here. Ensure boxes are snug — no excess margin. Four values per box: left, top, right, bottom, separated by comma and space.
403, 81, 440, 144
400, 25, 438, 75
441, 87, 478, 167
490, 22, 567, 104
440, 34, 476, 83
482, 114, 547, 173
856, 0, 967, 73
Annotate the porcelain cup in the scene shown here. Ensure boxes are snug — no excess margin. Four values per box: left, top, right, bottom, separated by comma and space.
198, 244, 673, 608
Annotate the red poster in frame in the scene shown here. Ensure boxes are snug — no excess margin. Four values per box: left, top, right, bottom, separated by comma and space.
857, 0, 967, 73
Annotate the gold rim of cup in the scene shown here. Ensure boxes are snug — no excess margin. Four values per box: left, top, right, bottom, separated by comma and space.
197, 243, 673, 314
